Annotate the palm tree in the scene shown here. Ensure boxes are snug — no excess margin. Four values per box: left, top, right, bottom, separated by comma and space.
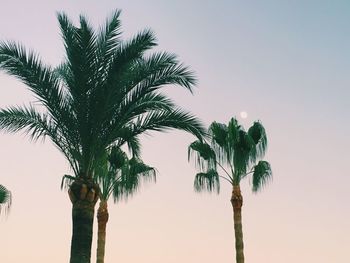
0, 10, 205, 263
62, 146, 156, 263
96, 147, 156, 263
188, 117, 272, 263
0, 184, 12, 216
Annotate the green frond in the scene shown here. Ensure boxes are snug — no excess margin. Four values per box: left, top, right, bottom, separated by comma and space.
105, 108, 205, 150
113, 157, 156, 202
96, 9, 122, 62
60, 174, 76, 191
188, 140, 216, 171
0, 184, 12, 215
115, 92, 177, 126
251, 161, 272, 192
248, 121, 268, 161
0, 41, 69, 120
232, 130, 256, 175
208, 121, 230, 165
209, 122, 228, 147
126, 135, 141, 158
0, 105, 80, 174
129, 51, 196, 92
108, 146, 128, 169
227, 117, 241, 146
133, 108, 205, 139
0, 105, 54, 141
194, 169, 220, 193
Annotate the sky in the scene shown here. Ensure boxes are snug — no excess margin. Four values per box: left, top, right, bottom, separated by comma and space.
0, 0, 349, 262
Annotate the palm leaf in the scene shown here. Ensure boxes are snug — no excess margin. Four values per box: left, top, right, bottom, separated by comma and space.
0, 184, 12, 215
209, 121, 229, 164
188, 140, 216, 172
251, 161, 272, 192
247, 121, 268, 162
194, 169, 220, 193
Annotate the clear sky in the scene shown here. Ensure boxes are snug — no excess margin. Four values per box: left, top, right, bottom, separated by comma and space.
0, 1, 349, 262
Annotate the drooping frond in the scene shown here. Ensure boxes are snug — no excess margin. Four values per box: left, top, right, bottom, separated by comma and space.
0, 41, 72, 125
209, 121, 229, 164
188, 140, 216, 171
194, 169, 220, 194
0, 184, 12, 215
127, 51, 196, 93
108, 146, 128, 170
113, 157, 156, 201
232, 130, 256, 176
251, 161, 272, 192
0, 105, 80, 174
126, 135, 141, 158
105, 108, 205, 150
132, 109, 205, 139
248, 121, 268, 162
227, 117, 241, 146
0, 105, 55, 141
209, 122, 228, 147
60, 174, 76, 191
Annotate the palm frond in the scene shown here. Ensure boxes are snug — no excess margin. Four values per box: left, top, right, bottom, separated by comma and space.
232, 130, 256, 176
0, 41, 71, 123
108, 146, 128, 169
0, 105, 54, 141
96, 9, 122, 64
0, 105, 80, 174
106, 28, 157, 90
60, 174, 76, 191
113, 157, 156, 202
208, 121, 229, 164
251, 161, 272, 192
127, 51, 196, 93
0, 184, 12, 215
247, 121, 268, 162
194, 169, 220, 193
188, 140, 216, 171
132, 108, 205, 139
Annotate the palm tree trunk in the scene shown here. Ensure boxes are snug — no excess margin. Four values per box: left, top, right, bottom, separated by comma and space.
231, 184, 244, 263
96, 200, 109, 263
69, 179, 99, 263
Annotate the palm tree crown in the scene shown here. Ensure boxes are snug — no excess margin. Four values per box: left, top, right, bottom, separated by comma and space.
188, 117, 272, 192
0, 10, 205, 180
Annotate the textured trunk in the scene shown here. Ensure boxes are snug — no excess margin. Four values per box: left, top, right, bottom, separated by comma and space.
231, 184, 244, 263
96, 200, 109, 263
69, 179, 99, 263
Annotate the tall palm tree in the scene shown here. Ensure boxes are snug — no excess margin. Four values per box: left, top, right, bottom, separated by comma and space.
62, 146, 156, 263
188, 117, 272, 263
0, 184, 12, 216
0, 10, 204, 263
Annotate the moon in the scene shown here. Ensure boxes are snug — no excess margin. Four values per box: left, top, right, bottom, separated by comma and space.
240, 111, 248, 119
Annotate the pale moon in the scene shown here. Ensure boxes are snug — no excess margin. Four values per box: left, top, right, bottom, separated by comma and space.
240, 111, 248, 119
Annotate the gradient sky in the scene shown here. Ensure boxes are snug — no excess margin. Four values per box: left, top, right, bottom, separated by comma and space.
0, 1, 349, 262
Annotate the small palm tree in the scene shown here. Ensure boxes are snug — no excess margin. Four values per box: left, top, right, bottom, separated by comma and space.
0, 10, 204, 263
188, 117, 272, 263
62, 146, 156, 263
95, 147, 156, 263
0, 184, 12, 216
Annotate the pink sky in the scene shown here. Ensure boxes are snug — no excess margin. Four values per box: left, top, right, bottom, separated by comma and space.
0, 1, 349, 262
